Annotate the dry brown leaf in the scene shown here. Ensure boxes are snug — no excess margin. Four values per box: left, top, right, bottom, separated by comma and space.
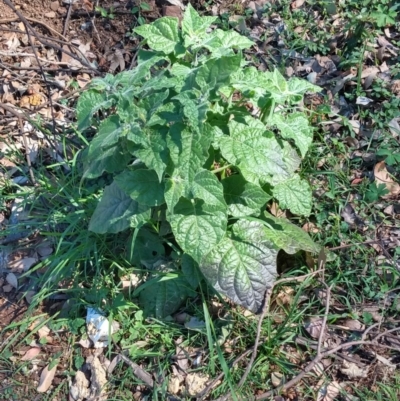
21, 347, 41, 361
340, 361, 368, 378
37, 363, 57, 393
302, 222, 319, 233
185, 373, 209, 397
374, 161, 400, 197
82, 0, 93, 12
271, 371, 284, 387
168, 376, 181, 395
6, 272, 18, 289
317, 381, 341, 401
304, 317, 325, 340
291, 0, 305, 9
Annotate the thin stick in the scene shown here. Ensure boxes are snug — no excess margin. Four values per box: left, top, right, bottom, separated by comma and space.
238, 288, 272, 388
0, 16, 68, 40
317, 284, 332, 355
63, 3, 72, 38
118, 353, 154, 387
274, 269, 323, 286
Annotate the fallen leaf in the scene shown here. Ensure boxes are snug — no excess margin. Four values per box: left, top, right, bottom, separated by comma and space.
388, 118, 400, 137
271, 371, 284, 387
185, 373, 209, 397
168, 376, 181, 395
343, 319, 364, 331
3, 284, 14, 293
21, 347, 41, 361
374, 161, 400, 197
291, 0, 305, 9
304, 317, 325, 340
6, 272, 18, 288
9, 257, 37, 273
317, 381, 341, 401
37, 363, 57, 392
340, 361, 368, 378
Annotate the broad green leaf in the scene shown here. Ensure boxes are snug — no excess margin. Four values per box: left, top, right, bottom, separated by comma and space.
164, 174, 185, 211
262, 212, 320, 254
169, 198, 227, 263
181, 254, 200, 290
114, 169, 165, 206
114, 51, 164, 87
139, 74, 179, 94
229, 67, 270, 99
213, 29, 254, 50
219, 119, 289, 180
83, 143, 130, 179
134, 17, 180, 54
77, 91, 113, 131
273, 174, 312, 216
139, 273, 197, 318
94, 115, 123, 149
270, 69, 288, 93
167, 123, 212, 182
188, 169, 226, 208
147, 102, 182, 127
133, 129, 169, 181
287, 78, 321, 103
89, 182, 150, 234
83, 115, 130, 179
195, 55, 241, 90
172, 91, 205, 130
140, 89, 170, 121
182, 4, 216, 39
127, 228, 165, 266
269, 112, 313, 157
222, 175, 271, 217
200, 219, 278, 313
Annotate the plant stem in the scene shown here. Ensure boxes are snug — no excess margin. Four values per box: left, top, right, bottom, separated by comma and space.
211, 164, 232, 174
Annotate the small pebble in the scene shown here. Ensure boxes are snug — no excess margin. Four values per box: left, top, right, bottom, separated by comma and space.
50, 1, 59, 11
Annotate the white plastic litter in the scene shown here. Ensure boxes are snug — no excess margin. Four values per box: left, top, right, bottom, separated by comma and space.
86, 308, 116, 348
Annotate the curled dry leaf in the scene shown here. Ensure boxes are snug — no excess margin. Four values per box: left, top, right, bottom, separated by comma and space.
271, 371, 284, 387
168, 376, 181, 395
185, 373, 209, 397
304, 317, 325, 340
37, 363, 58, 393
317, 381, 341, 401
340, 360, 368, 379
374, 161, 400, 197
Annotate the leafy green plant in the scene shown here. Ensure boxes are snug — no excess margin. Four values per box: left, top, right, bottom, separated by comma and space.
95, 5, 115, 19
76, 5, 320, 317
